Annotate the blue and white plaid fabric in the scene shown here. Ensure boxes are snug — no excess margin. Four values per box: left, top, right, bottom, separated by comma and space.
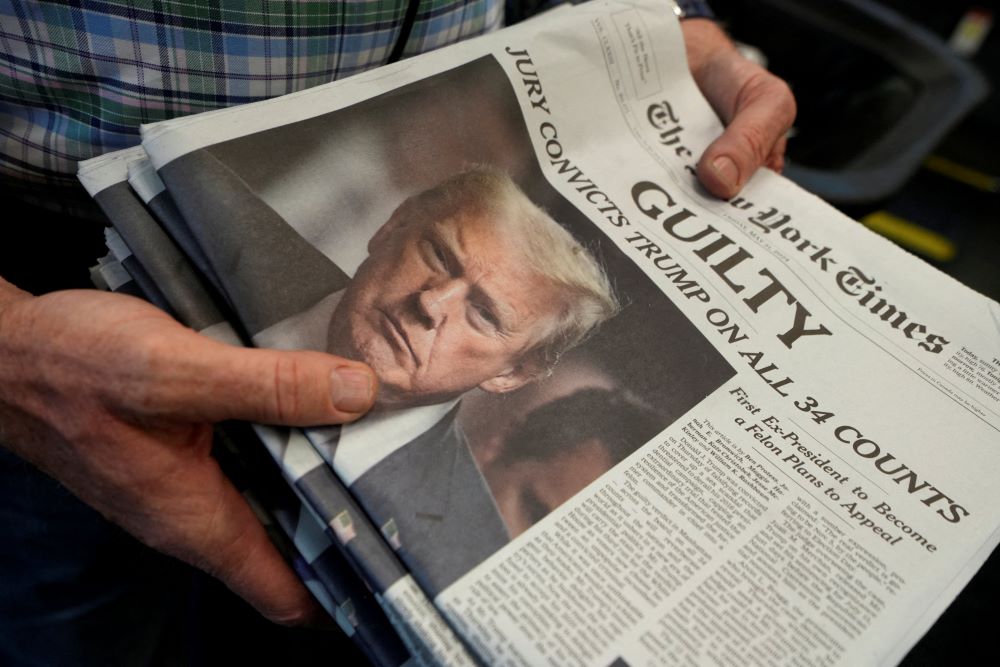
1, 0, 503, 193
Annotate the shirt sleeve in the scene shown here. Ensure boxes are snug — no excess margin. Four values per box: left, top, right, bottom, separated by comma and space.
674, 0, 716, 20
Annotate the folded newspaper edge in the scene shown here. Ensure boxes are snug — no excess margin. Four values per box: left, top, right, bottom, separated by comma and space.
81, 151, 474, 666
81, 155, 422, 666
81, 0, 1000, 665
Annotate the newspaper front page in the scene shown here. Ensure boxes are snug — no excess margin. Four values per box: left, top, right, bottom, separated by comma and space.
78, 149, 420, 667
82, 0, 1000, 664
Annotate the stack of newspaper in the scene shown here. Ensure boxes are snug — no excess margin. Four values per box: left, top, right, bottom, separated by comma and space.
78, 1, 1000, 664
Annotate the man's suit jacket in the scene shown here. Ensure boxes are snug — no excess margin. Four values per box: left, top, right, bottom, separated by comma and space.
164, 150, 510, 596
353, 406, 509, 597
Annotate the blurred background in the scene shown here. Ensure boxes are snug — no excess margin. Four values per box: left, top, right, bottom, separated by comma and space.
701, 2, 999, 664
708, 0, 999, 306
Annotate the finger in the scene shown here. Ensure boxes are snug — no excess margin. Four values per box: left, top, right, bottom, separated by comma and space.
697, 75, 795, 198
766, 136, 788, 173
163, 460, 323, 625
207, 477, 321, 625
54, 426, 324, 626
141, 334, 377, 426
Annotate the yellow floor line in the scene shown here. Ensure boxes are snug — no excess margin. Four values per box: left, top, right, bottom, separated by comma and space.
924, 155, 999, 193
861, 211, 957, 263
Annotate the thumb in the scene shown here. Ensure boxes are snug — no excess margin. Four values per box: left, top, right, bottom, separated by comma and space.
145, 332, 378, 426
697, 71, 795, 199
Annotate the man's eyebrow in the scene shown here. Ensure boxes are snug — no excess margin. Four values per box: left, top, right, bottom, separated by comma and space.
470, 283, 516, 331
430, 221, 465, 261
430, 221, 516, 330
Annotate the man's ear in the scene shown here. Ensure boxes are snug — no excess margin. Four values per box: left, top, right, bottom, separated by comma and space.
368, 198, 414, 253
479, 357, 546, 395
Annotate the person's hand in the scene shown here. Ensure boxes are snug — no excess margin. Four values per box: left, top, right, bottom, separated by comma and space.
681, 18, 797, 199
0, 280, 377, 625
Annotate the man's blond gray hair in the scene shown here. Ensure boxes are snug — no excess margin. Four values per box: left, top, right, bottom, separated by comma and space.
400, 166, 620, 368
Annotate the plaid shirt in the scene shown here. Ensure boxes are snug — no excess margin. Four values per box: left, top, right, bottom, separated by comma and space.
1, 0, 502, 195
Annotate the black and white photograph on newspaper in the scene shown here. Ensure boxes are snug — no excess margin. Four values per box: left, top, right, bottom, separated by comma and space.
157, 55, 735, 597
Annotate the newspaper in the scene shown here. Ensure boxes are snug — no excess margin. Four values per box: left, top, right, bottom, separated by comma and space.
79, 0, 1000, 664
78, 149, 419, 667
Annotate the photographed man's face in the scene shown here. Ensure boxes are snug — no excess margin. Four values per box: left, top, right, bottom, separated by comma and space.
327, 205, 566, 407
485, 439, 613, 537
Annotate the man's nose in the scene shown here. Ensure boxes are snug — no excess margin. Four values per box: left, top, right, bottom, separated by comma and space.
416, 279, 466, 328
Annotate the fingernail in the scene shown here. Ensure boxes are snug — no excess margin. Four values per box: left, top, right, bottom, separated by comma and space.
332, 367, 374, 413
711, 156, 740, 192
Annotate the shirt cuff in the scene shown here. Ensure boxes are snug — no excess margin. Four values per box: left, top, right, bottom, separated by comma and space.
673, 0, 716, 20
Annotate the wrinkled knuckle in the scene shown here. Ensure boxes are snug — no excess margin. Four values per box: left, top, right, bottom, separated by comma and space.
191, 499, 243, 577
742, 69, 772, 95
740, 123, 771, 167
774, 79, 797, 126
111, 333, 173, 411
736, 69, 778, 109
56, 410, 118, 449
741, 71, 796, 130
137, 334, 174, 375
269, 356, 303, 423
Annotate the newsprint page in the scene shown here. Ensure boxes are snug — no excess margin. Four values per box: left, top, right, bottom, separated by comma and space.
80, 0, 1000, 664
